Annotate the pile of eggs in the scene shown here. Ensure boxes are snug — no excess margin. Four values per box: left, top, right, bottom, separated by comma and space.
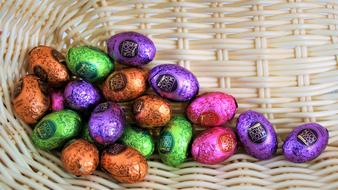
12, 31, 329, 183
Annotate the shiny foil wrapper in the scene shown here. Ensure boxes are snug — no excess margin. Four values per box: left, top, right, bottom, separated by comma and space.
103, 67, 148, 102
133, 95, 171, 128
12, 75, 50, 124
61, 139, 99, 176
283, 123, 329, 163
28, 45, 69, 86
148, 64, 199, 102
236, 110, 277, 160
101, 144, 148, 183
107, 31, 156, 66
51, 89, 64, 111
186, 92, 237, 127
192, 126, 237, 164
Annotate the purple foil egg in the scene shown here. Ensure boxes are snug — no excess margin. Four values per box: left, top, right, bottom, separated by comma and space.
186, 92, 237, 127
191, 127, 237, 165
64, 80, 101, 111
148, 64, 199, 101
89, 102, 125, 145
107, 31, 156, 66
236, 110, 277, 160
283, 123, 329, 163
51, 89, 64, 111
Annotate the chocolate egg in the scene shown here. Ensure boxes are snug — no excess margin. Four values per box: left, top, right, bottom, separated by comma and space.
133, 95, 171, 128
89, 102, 125, 145
119, 124, 154, 159
186, 92, 237, 127
12, 75, 50, 124
158, 116, 192, 167
64, 80, 101, 111
148, 64, 199, 101
28, 45, 69, 86
51, 89, 64, 111
82, 124, 95, 144
236, 110, 277, 160
102, 67, 148, 102
61, 139, 99, 176
66, 46, 113, 82
283, 123, 329, 163
107, 31, 156, 66
101, 144, 148, 183
191, 127, 237, 164
31, 109, 82, 150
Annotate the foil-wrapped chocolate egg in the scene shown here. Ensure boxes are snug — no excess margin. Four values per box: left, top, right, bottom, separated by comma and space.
101, 144, 148, 183
186, 92, 237, 127
64, 80, 101, 111
61, 139, 99, 176
106, 31, 156, 66
133, 95, 171, 128
192, 127, 237, 164
12, 75, 50, 124
103, 67, 148, 102
236, 110, 277, 160
148, 64, 199, 101
89, 102, 125, 145
31, 110, 82, 150
283, 123, 329, 163
51, 89, 64, 111
158, 116, 192, 167
28, 45, 69, 86
66, 46, 113, 82
119, 124, 154, 159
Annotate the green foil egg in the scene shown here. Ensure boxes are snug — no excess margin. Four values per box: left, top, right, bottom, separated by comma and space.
66, 46, 113, 82
81, 123, 95, 143
120, 124, 154, 159
31, 109, 82, 150
158, 116, 193, 167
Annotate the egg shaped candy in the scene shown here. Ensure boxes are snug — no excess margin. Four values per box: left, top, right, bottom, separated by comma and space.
89, 102, 125, 145
119, 124, 154, 159
12, 75, 50, 125
28, 45, 69, 86
107, 31, 156, 66
101, 144, 148, 183
64, 80, 101, 111
133, 95, 171, 128
66, 46, 113, 82
31, 110, 82, 150
103, 67, 148, 102
61, 139, 99, 176
51, 89, 64, 111
158, 116, 192, 167
236, 110, 277, 160
186, 92, 237, 127
283, 123, 329, 163
192, 127, 237, 165
148, 64, 199, 101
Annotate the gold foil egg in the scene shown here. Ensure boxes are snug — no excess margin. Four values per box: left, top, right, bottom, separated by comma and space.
102, 67, 148, 102
61, 139, 99, 176
101, 144, 148, 183
12, 75, 50, 124
133, 95, 171, 128
28, 45, 69, 86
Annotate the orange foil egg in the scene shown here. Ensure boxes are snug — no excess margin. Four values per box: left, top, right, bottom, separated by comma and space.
133, 95, 171, 128
12, 75, 50, 124
61, 139, 99, 176
101, 144, 148, 183
102, 67, 148, 102
28, 45, 69, 86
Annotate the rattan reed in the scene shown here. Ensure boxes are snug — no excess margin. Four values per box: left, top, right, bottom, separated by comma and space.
1, 0, 338, 189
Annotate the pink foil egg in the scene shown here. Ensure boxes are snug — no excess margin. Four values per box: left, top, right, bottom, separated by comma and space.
191, 126, 237, 164
51, 90, 65, 111
186, 92, 237, 127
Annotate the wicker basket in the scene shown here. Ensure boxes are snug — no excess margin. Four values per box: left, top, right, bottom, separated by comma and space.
1, 0, 338, 189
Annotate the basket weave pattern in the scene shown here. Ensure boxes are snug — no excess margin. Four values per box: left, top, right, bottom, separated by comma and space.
1, 0, 338, 189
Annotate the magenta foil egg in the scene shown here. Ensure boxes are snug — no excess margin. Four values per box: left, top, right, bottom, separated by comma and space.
191, 127, 237, 164
51, 89, 64, 111
283, 123, 329, 163
186, 92, 237, 127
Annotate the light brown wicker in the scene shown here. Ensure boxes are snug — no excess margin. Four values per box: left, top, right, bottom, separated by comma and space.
1, 0, 338, 189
